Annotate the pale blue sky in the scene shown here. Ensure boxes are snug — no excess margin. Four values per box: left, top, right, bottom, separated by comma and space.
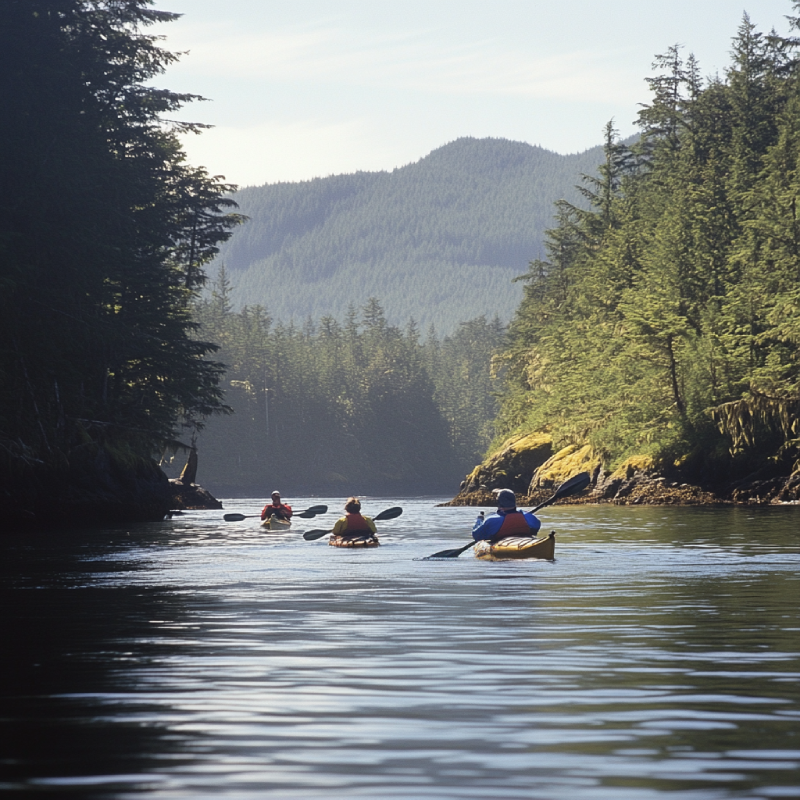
152, 0, 794, 188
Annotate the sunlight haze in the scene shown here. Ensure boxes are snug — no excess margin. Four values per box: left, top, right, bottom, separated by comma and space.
152, 0, 794, 187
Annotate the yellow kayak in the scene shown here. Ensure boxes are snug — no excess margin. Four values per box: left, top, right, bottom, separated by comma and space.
474, 531, 555, 561
329, 534, 380, 548
260, 515, 292, 531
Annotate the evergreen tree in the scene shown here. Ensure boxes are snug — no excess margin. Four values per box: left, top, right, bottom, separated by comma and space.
0, 1, 242, 489
495, 8, 800, 480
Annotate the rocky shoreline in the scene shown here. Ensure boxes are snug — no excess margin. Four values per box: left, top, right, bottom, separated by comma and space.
3, 446, 224, 532
169, 478, 223, 511
443, 433, 800, 508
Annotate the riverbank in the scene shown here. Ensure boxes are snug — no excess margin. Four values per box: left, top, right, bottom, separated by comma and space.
443, 434, 800, 507
3, 446, 223, 531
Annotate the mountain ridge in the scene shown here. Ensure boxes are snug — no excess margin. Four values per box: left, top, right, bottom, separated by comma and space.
213, 136, 608, 333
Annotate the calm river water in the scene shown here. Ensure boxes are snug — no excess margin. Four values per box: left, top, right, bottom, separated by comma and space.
1, 498, 799, 799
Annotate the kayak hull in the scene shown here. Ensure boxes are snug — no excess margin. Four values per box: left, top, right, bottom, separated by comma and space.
261, 515, 292, 531
474, 531, 555, 561
329, 534, 380, 548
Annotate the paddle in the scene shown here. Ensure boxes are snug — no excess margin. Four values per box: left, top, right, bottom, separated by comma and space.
295, 505, 329, 518
302, 506, 403, 541
223, 504, 328, 522
424, 471, 591, 559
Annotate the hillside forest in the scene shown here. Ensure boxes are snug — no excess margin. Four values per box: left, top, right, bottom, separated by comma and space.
496, 10, 800, 487
172, 271, 504, 494
212, 137, 608, 335
4, 0, 800, 518
189, 7, 800, 498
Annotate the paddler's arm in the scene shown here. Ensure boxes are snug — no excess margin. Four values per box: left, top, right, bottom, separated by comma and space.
522, 510, 541, 535
363, 516, 377, 534
472, 511, 502, 541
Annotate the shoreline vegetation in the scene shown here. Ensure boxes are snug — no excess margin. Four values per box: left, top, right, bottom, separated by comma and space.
5, 5, 800, 529
474, 12, 800, 506
442, 433, 800, 509
1, 1, 242, 530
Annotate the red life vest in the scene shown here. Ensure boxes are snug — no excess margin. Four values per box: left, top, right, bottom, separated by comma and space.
343, 512, 372, 532
261, 502, 292, 520
495, 511, 535, 538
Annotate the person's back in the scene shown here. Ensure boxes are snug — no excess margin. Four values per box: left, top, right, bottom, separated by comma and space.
472, 489, 540, 541
332, 497, 377, 538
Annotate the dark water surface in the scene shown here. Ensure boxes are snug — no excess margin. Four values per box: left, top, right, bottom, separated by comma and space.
1, 499, 799, 799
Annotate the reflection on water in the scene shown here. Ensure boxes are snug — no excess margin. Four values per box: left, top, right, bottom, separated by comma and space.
1, 500, 799, 798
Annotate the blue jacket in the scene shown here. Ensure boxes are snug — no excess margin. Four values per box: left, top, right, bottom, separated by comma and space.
472, 508, 541, 541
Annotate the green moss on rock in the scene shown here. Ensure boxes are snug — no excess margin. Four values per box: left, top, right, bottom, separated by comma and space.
446, 432, 554, 505
529, 445, 600, 493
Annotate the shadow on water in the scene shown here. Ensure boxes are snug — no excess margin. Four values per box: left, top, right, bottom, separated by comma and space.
0, 524, 196, 795
1, 500, 799, 798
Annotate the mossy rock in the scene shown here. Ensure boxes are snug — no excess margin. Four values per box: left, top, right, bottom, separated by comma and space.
449, 432, 553, 504
529, 444, 600, 494
609, 455, 657, 481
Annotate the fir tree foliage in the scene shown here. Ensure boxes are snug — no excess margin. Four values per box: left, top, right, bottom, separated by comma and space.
186, 288, 503, 494
0, 1, 242, 477
497, 6, 800, 480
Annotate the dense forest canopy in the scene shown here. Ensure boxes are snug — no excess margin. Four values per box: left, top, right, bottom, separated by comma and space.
0, 0, 241, 511
495, 7, 800, 485
6, 0, 799, 509
173, 273, 504, 494
212, 137, 609, 334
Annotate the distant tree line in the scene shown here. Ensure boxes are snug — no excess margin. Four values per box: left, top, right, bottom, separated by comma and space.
0, 1, 241, 505
179, 269, 504, 494
496, 10, 800, 484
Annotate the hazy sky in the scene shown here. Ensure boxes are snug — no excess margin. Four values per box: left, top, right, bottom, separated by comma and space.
151, 0, 794, 188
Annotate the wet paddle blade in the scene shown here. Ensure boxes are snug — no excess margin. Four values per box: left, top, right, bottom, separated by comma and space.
531, 471, 591, 513
295, 504, 329, 518
303, 529, 331, 541
374, 506, 402, 521
223, 513, 249, 522
424, 541, 476, 559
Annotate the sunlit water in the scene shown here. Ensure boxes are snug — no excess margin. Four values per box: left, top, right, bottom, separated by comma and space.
2, 498, 799, 799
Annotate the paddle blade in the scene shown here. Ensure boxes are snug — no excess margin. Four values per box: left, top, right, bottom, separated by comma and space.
295, 504, 329, 518
223, 513, 248, 522
374, 506, 403, 522
303, 529, 331, 541
555, 471, 591, 498
424, 540, 475, 559
531, 471, 591, 513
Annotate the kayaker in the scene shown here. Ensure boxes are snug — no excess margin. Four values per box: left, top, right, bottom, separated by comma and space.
261, 491, 293, 522
331, 497, 377, 539
472, 489, 541, 541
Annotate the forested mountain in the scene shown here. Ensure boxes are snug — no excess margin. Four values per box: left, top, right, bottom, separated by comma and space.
496, 10, 800, 489
215, 137, 607, 333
